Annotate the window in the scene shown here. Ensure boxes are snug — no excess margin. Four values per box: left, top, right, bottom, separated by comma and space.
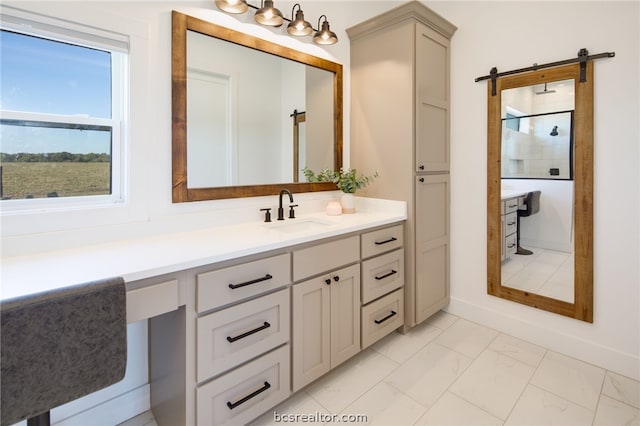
0, 12, 127, 209
504, 112, 521, 131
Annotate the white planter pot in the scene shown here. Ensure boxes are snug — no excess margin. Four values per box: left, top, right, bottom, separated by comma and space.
340, 193, 356, 214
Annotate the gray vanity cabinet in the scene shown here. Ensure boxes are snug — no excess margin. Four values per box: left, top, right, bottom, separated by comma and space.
501, 196, 522, 261
360, 225, 405, 348
149, 253, 292, 426
348, 2, 456, 330
147, 222, 405, 425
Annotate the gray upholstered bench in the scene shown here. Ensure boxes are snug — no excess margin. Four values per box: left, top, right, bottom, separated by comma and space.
1, 277, 127, 426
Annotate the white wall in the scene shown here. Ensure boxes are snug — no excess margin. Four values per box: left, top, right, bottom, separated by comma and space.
306, 66, 336, 171
1, 1, 638, 423
0, 3, 353, 424
0, 1, 357, 256
503, 179, 574, 252
425, 0, 640, 380
281, 60, 306, 181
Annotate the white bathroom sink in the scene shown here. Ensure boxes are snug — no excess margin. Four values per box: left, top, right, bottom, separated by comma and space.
265, 218, 334, 234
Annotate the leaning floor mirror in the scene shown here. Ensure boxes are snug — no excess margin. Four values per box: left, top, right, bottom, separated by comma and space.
487, 62, 593, 322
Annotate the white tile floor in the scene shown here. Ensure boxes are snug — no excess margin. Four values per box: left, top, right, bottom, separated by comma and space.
121, 312, 640, 426
502, 248, 575, 303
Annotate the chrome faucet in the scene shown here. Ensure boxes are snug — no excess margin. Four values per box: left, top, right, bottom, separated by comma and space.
277, 189, 294, 221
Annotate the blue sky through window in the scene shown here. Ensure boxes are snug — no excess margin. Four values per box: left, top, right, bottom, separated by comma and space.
0, 30, 112, 155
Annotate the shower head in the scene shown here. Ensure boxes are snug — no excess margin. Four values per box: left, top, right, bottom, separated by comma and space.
535, 82, 556, 95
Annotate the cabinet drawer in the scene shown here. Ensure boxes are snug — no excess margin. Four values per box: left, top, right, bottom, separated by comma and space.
197, 253, 290, 313
505, 233, 517, 258
361, 224, 404, 259
293, 236, 359, 281
196, 345, 290, 426
197, 288, 289, 382
504, 198, 519, 214
504, 212, 517, 236
126, 278, 178, 323
361, 249, 404, 304
361, 288, 404, 349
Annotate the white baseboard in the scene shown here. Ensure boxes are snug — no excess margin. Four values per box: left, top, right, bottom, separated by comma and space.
53, 385, 150, 426
519, 237, 572, 253
445, 297, 640, 381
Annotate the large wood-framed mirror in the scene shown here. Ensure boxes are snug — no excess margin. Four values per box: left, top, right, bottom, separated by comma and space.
487, 62, 593, 322
172, 11, 343, 202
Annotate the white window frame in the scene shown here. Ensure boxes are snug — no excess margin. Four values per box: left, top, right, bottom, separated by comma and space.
0, 9, 129, 213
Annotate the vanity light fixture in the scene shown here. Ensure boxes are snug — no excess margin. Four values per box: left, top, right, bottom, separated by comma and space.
215, 0, 248, 14
287, 4, 313, 37
214, 1, 338, 45
254, 0, 284, 27
313, 15, 338, 45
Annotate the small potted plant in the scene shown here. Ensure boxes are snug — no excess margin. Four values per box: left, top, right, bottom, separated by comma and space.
303, 167, 378, 213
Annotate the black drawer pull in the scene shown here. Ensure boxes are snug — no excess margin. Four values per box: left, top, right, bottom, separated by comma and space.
226, 381, 271, 410
228, 274, 273, 289
226, 322, 271, 343
374, 237, 397, 246
374, 310, 397, 324
375, 270, 398, 280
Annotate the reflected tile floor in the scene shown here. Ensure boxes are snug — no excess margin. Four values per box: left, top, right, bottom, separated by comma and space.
502, 248, 574, 303
121, 312, 639, 426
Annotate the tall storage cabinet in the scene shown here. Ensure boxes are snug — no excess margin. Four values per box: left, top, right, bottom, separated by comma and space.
348, 2, 456, 330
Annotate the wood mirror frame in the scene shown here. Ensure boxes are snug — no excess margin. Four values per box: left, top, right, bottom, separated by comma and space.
487, 62, 594, 322
172, 11, 343, 202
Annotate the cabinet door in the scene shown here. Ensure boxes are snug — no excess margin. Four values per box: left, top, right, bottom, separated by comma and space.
292, 276, 330, 392
415, 175, 450, 324
415, 23, 450, 173
329, 264, 361, 369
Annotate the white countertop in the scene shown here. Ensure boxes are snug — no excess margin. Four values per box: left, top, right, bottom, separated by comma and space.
501, 189, 527, 200
1, 198, 406, 302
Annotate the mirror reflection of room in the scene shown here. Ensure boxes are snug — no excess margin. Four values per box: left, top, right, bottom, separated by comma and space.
500, 79, 576, 303
185, 30, 334, 189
